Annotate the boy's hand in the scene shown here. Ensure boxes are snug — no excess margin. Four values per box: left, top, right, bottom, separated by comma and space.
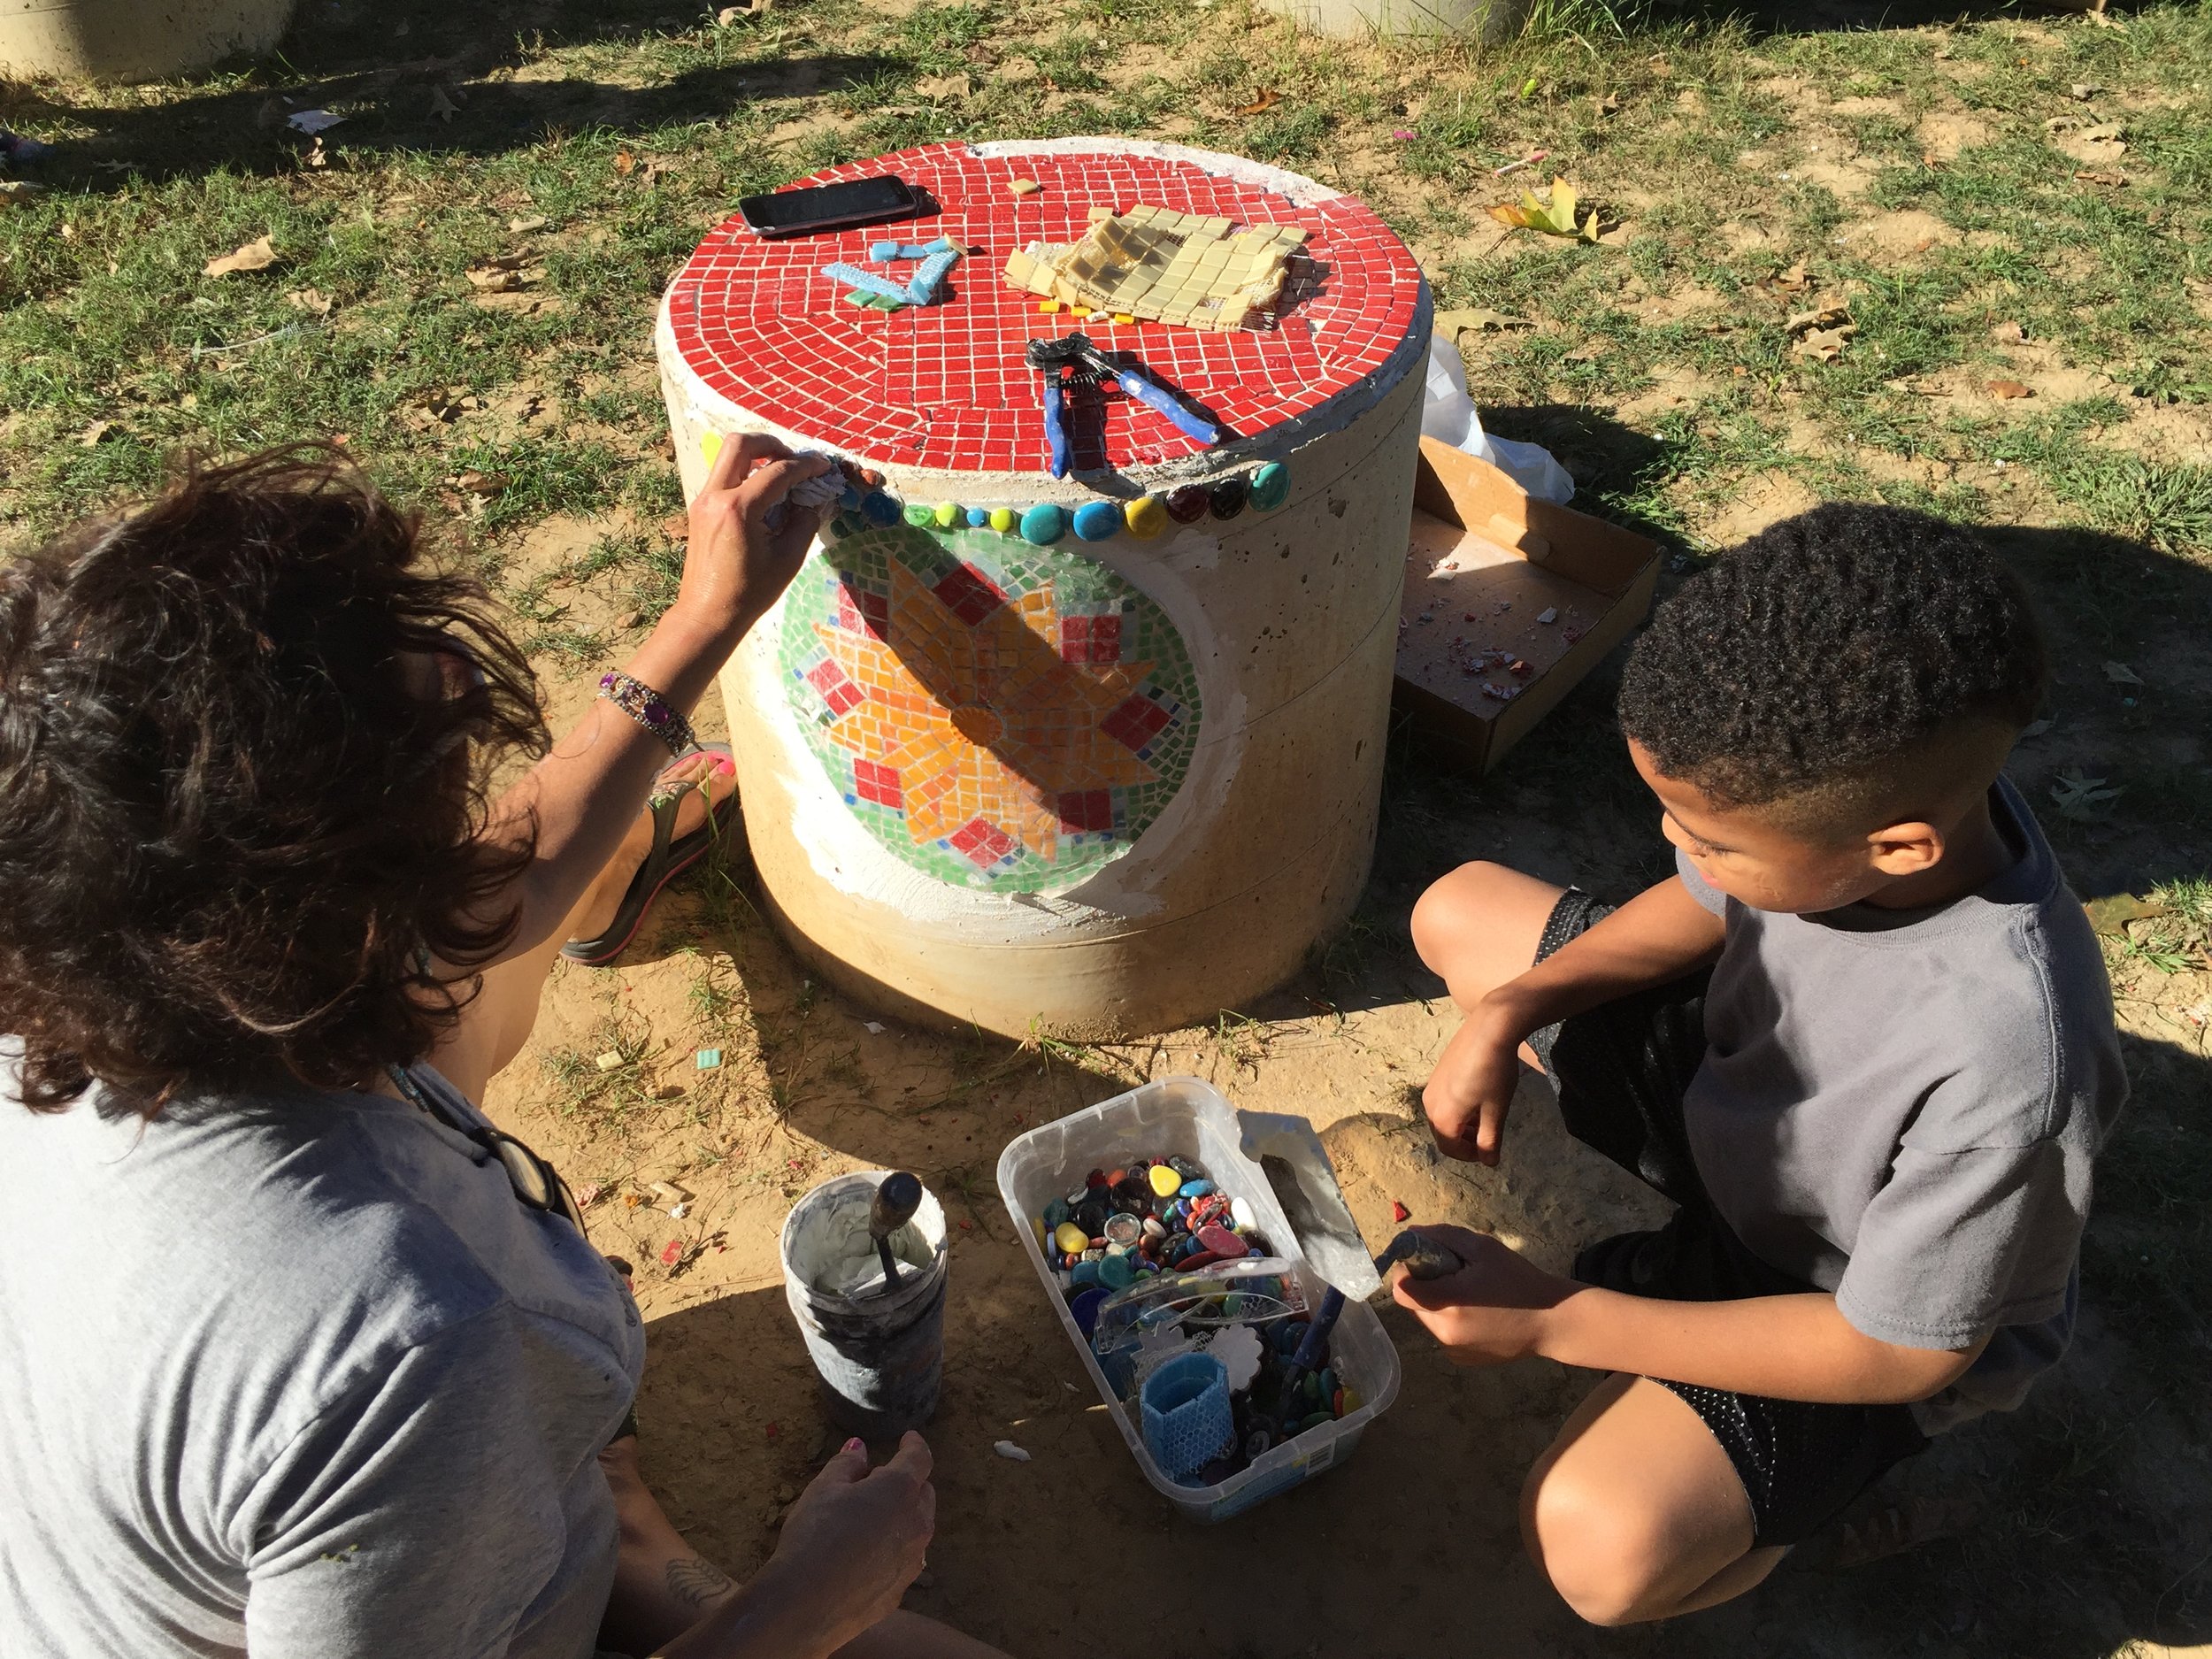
1387, 1225, 1579, 1366
676, 433, 834, 643
1423, 1002, 1528, 1165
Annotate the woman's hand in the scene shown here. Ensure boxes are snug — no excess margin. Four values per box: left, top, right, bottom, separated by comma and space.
1387, 1225, 1580, 1366
1422, 999, 1531, 1165
674, 434, 834, 645
752, 1433, 935, 1646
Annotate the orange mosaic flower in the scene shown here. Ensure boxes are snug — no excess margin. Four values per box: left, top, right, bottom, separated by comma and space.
813, 561, 1158, 864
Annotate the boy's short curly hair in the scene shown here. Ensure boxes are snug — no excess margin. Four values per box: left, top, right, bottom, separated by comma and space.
0, 445, 548, 1114
1617, 504, 2047, 822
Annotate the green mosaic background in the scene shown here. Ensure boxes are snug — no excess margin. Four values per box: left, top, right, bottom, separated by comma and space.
776, 518, 1203, 894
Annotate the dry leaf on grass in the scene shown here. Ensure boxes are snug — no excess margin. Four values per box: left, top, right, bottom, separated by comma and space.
1761, 259, 1815, 296
428, 85, 460, 123
285, 288, 334, 315
205, 235, 278, 277
614, 149, 636, 176
449, 470, 509, 496
2103, 660, 2145, 687
1793, 326, 1855, 362
1990, 319, 2027, 342
2074, 168, 2127, 187
466, 253, 542, 292
914, 73, 972, 102
508, 214, 549, 234
2050, 768, 2123, 822
1486, 177, 1601, 243
1434, 306, 1527, 338
1987, 379, 2032, 399
1238, 90, 1282, 116
78, 419, 113, 448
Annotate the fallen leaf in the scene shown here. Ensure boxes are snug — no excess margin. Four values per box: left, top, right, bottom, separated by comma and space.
1792, 323, 1855, 363
303, 135, 331, 171
2102, 659, 2144, 687
428, 85, 460, 122
1486, 176, 1601, 242
2049, 767, 2123, 822
204, 235, 278, 277
914, 72, 973, 102
2070, 82, 2103, 100
1434, 305, 1526, 338
1595, 90, 1620, 117
465, 253, 541, 292
78, 419, 113, 448
2074, 168, 2127, 187
614, 149, 636, 176
1784, 303, 1852, 335
285, 109, 345, 134
1763, 259, 1815, 295
452, 469, 509, 495
508, 214, 548, 234
2084, 893, 2170, 937
285, 287, 334, 314
1990, 319, 2027, 343
1987, 379, 2032, 399
1238, 89, 1281, 116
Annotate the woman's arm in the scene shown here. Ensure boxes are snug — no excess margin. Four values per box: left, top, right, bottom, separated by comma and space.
476, 435, 829, 964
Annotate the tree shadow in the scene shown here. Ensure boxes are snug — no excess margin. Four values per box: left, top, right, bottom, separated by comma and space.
0, 0, 898, 188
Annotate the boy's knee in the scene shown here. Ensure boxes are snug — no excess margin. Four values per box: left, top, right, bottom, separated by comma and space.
1520, 1463, 1676, 1628
1409, 859, 1511, 971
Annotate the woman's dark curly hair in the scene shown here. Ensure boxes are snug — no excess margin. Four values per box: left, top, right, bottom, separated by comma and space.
0, 445, 548, 1114
1617, 503, 2047, 816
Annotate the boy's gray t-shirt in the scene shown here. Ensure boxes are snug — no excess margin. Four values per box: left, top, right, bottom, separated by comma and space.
1676, 777, 2126, 1432
0, 1056, 645, 1659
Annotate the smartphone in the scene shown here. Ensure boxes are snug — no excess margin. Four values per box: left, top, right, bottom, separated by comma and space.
737, 174, 923, 240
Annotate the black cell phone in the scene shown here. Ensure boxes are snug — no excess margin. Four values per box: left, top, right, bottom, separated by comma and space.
737, 174, 923, 239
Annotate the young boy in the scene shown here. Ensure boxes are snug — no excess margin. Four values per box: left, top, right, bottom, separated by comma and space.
1397, 503, 2125, 1625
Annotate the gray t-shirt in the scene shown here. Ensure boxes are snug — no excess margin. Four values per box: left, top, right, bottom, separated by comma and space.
0, 1055, 645, 1659
1677, 777, 2126, 1432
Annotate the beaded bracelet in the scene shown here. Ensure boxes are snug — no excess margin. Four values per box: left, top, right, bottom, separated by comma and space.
598, 671, 696, 758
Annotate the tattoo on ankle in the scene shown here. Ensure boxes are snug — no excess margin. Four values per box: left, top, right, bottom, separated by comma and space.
665, 1555, 736, 1609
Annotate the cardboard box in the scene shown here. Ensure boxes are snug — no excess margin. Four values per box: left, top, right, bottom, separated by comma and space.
1393, 436, 1660, 773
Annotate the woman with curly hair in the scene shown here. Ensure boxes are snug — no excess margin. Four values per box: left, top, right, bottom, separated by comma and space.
0, 436, 1008, 1659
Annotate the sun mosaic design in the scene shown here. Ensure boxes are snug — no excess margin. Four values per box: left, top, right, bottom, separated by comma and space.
778, 519, 1202, 893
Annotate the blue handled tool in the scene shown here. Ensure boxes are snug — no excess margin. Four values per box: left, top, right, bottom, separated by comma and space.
1273, 1230, 1462, 1436
1024, 331, 1219, 477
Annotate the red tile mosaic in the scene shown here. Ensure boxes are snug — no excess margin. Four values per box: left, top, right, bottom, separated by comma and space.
666, 142, 1423, 474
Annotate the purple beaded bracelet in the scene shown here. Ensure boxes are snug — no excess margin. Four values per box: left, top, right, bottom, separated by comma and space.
598, 670, 696, 758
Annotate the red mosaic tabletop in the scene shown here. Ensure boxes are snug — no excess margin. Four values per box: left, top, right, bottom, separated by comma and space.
664, 142, 1425, 475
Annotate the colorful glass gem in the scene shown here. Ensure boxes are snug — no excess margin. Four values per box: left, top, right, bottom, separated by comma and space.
860, 491, 901, 527
933, 501, 962, 529
1125, 495, 1169, 539
1071, 500, 1121, 541
1209, 477, 1248, 520
902, 501, 935, 527
988, 506, 1018, 534
1019, 503, 1067, 545
1164, 485, 1210, 523
1249, 460, 1290, 511
965, 507, 992, 527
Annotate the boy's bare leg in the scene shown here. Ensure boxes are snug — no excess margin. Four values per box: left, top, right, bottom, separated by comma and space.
595, 1439, 1008, 1658
1524, 1373, 1784, 1624
1410, 859, 1567, 1065
428, 751, 734, 1102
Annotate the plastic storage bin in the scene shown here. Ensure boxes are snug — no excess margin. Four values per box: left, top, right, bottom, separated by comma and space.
995, 1076, 1402, 1522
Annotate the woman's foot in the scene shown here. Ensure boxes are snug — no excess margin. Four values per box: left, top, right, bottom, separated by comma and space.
566, 750, 737, 949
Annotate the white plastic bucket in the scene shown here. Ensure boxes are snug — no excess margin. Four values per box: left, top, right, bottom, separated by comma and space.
780, 1171, 949, 1440
995, 1077, 1402, 1522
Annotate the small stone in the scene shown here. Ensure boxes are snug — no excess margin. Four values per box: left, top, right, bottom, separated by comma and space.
1195, 1223, 1243, 1256
1179, 1179, 1217, 1199
1042, 1198, 1071, 1228
1071, 499, 1121, 541
1098, 1252, 1133, 1289
1148, 1164, 1183, 1198
993, 1440, 1033, 1461
1229, 1195, 1256, 1231
1125, 495, 1170, 538
1537, 607, 1558, 624
1164, 484, 1210, 523
1053, 1221, 1089, 1256
1248, 460, 1290, 511
1018, 503, 1067, 545
1007, 178, 1041, 196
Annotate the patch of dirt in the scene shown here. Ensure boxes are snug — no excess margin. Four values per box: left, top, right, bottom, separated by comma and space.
1700, 469, 1823, 542
1916, 109, 1994, 160
2116, 400, 2212, 465
1837, 208, 1962, 261
1796, 154, 1882, 200
1831, 95, 1908, 119
1615, 363, 1730, 423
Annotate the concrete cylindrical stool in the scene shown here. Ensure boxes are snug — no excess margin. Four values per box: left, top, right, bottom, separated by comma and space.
657, 139, 1428, 1037
0, 0, 294, 80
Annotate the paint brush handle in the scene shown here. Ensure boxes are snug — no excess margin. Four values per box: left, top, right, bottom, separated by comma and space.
1040, 375, 1071, 478
1114, 370, 1220, 446
875, 1233, 903, 1292
1276, 1285, 1347, 1432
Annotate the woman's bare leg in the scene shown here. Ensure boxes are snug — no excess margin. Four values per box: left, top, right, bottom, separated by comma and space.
428, 749, 734, 1102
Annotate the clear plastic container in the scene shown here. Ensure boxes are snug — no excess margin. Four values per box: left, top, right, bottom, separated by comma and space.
995, 1075, 1402, 1522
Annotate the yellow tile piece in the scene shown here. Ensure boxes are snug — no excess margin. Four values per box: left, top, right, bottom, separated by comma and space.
1112, 313, 1136, 325
1038, 299, 1062, 313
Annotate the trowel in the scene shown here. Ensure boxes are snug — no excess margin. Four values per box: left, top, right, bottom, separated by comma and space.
1238, 1112, 1463, 1432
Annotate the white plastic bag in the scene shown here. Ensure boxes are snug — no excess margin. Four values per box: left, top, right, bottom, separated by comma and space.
1420, 331, 1576, 504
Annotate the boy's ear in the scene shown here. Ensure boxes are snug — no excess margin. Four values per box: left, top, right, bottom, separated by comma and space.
1865, 819, 1945, 877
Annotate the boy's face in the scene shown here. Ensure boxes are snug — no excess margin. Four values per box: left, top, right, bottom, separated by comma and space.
1628, 740, 1905, 914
